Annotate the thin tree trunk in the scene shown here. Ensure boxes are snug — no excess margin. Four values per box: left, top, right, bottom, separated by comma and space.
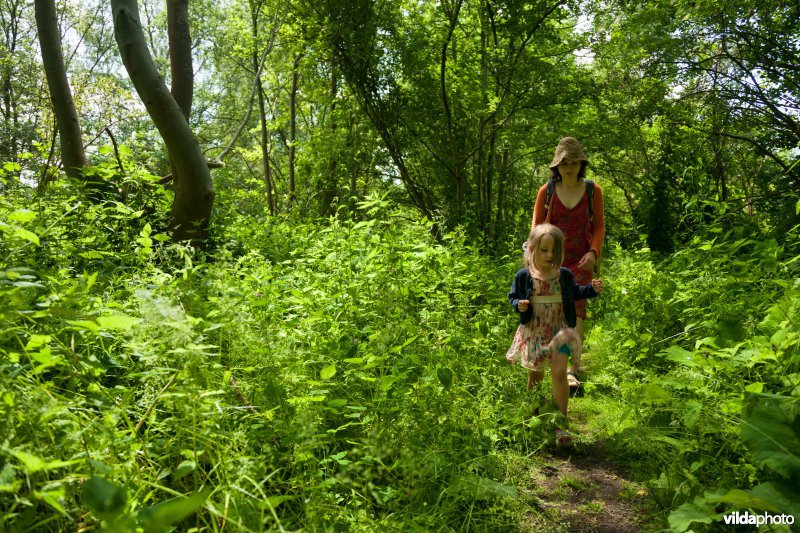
35, 0, 87, 179
494, 144, 508, 245
288, 51, 302, 210
250, 1, 275, 214
477, 8, 489, 231
2, 0, 20, 164
324, 67, 339, 216
486, 131, 496, 242
112, 0, 213, 242
440, 0, 464, 223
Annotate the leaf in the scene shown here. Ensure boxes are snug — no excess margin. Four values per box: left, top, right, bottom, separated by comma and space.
24, 334, 51, 351
741, 392, 800, 479
437, 367, 453, 388
667, 501, 717, 531
9, 209, 36, 223
683, 400, 702, 430
320, 364, 337, 380
710, 488, 779, 513
79, 250, 108, 259
261, 495, 295, 510
378, 375, 397, 390
172, 460, 196, 481
749, 480, 800, 517
137, 489, 210, 531
0, 463, 20, 493
744, 382, 763, 393
7, 450, 78, 473
97, 314, 139, 330
29, 345, 56, 364
12, 227, 39, 245
659, 345, 705, 367
83, 476, 128, 519
631, 383, 671, 404
66, 319, 102, 332
449, 474, 517, 500
34, 488, 68, 516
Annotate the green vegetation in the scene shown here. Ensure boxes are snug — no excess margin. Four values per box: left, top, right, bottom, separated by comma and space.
2, 173, 799, 530
2, 0, 799, 530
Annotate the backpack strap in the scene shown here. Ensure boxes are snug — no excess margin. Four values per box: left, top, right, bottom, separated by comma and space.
544, 179, 556, 219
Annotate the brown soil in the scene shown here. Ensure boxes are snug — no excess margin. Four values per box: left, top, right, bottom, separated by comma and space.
525, 451, 652, 532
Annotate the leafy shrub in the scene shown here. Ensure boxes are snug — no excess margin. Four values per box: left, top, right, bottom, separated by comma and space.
1, 181, 543, 530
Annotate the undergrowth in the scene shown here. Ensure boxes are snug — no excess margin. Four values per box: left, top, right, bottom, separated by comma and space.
1, 172, 799, 531
1, 179, 543, 531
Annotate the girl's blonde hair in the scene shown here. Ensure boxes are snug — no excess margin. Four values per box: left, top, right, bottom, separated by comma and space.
524, 224, 564, 274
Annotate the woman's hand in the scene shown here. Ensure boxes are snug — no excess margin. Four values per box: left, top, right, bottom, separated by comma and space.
592, 279, 603, 293
517, 299, 530, 312
577, 251, 597, 272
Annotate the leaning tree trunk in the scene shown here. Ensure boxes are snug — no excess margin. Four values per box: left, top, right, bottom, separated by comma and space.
167, 0, 192, 119
34, 0, 87, 179
111, 0, 213, 243
166, 0, 193, 203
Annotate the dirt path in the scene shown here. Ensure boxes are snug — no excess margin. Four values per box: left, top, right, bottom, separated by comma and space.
515, 399, 658, 533
524, 449, 652, 532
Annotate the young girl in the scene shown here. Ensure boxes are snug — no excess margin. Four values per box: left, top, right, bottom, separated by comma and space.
507, 224, 603, 445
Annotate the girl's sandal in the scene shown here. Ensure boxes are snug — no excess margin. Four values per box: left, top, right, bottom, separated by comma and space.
567, 371, 582, 397
555, 428, 573, 447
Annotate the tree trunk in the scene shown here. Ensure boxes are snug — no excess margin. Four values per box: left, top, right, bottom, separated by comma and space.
112, 0, 213, 242
440, 0, 464, 225
494, 144, 508, 245
166, 0, 192, 196
167, 0, 192, 119
250, 1, 275, 215
320, 67, 339, 217
288, 52, 302, 210
1, 0, 21, 165
486, 130, 496, 243
35, 0, 87, 179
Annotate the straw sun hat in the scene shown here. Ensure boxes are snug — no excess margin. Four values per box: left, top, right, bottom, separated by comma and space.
549, 137, 589, 169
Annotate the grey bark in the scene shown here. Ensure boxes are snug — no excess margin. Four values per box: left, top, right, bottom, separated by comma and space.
111, 0, 213, 242
35, 0, 87, 179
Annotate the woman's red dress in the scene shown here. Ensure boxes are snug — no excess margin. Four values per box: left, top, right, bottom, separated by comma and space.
550, 191, 592, 319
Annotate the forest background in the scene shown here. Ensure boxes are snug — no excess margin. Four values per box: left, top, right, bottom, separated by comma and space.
1, 0, 799, 530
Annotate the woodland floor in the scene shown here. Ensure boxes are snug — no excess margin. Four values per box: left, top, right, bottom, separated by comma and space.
520, 395, 660, 532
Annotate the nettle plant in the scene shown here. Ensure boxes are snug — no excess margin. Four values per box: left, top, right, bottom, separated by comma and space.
2, 185, 543, 530
596, 207, 800, 531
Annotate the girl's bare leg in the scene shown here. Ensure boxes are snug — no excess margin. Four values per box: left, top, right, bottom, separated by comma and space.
527, 369, 545, 390
567, 318, 584, 387
551, 354, 569, 415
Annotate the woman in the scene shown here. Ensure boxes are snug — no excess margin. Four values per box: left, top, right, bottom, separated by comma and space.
531, 137, 605, 393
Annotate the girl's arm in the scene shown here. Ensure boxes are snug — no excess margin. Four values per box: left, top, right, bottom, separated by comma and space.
508, 270, 529, 312
573, 280, 600, 301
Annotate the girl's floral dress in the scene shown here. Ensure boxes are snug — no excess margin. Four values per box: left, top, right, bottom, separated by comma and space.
506, 272, 582, 370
